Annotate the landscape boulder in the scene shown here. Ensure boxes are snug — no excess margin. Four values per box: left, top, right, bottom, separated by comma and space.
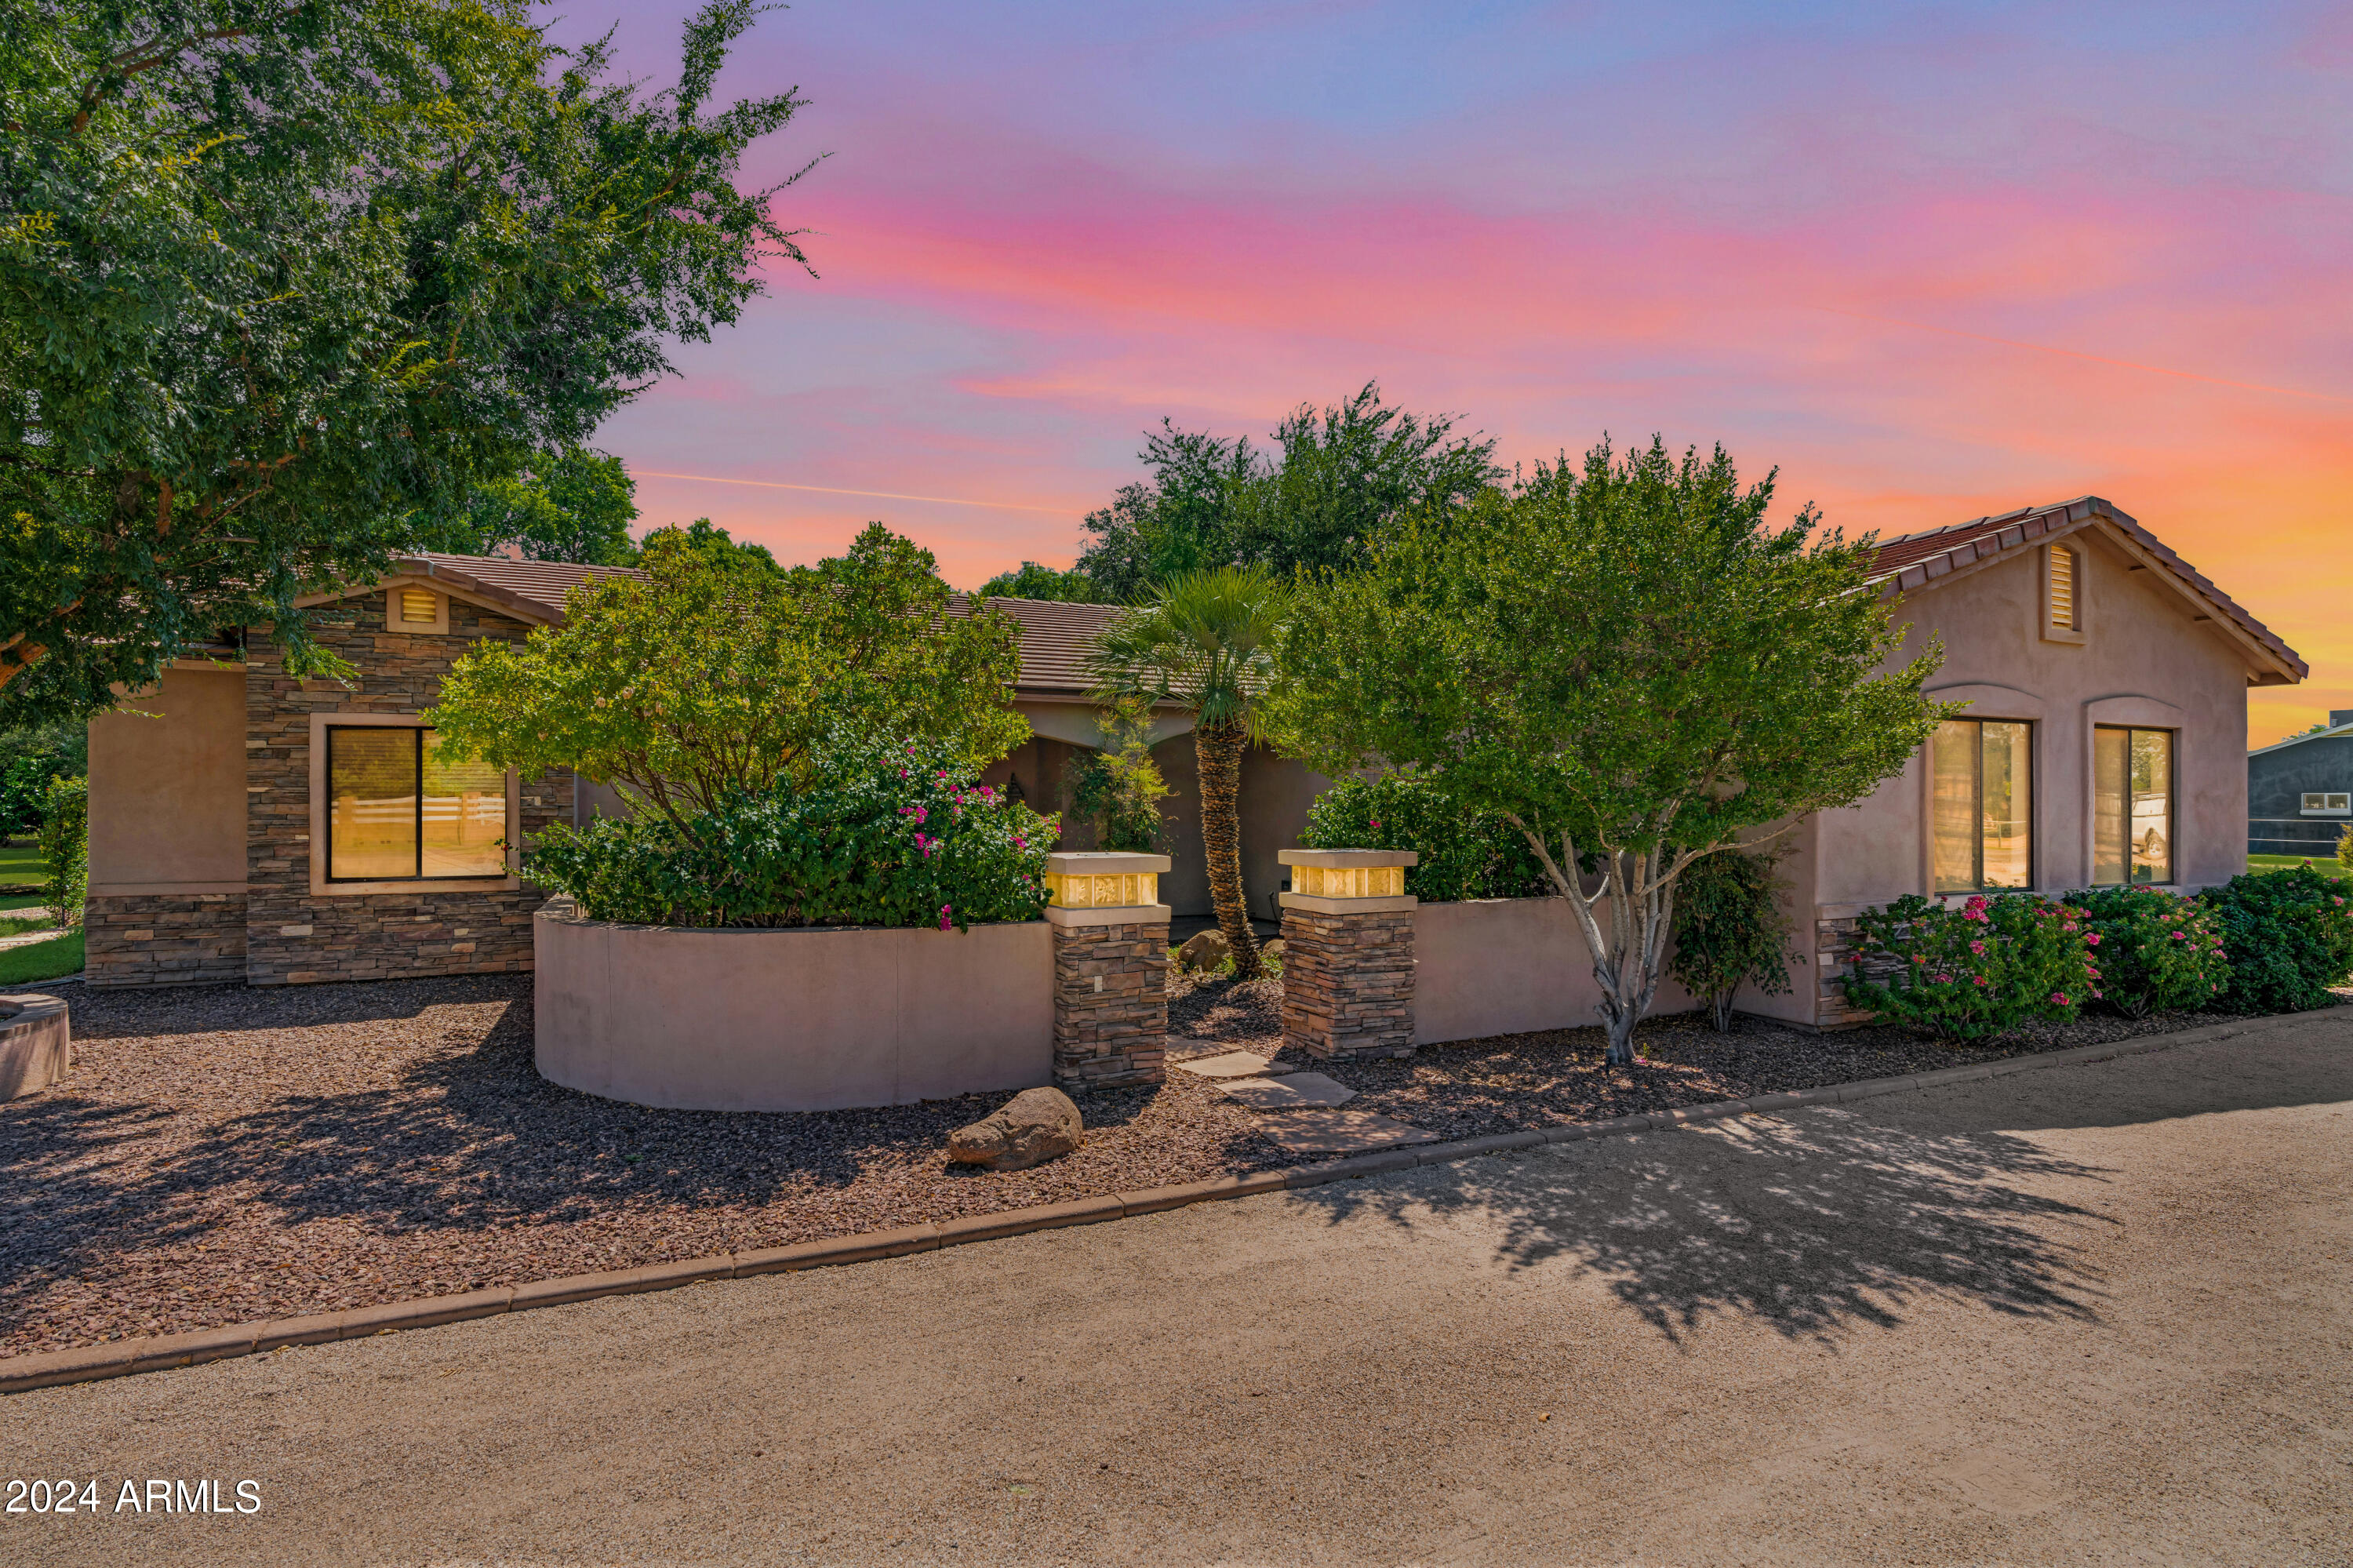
947, 1086, 1085, 1171
1176, 929, 1231, 973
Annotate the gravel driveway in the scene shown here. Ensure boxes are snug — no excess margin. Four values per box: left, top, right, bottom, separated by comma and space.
2, 1013, 2347, 1566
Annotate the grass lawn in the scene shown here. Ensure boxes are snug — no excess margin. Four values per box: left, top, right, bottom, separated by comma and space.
0, 930, 81, 984
0, 839, 57, 925
2250, 853, 2352, 882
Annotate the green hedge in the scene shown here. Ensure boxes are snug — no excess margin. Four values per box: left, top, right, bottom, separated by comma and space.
1300, 775, 1547, 902
1842, 893, 2096, 1042
525, 736, 1057, 930
2060, 885, 2229, 1017
2197, 865, 2353, 1014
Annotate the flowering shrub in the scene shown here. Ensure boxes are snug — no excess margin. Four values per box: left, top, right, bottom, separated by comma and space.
2060, 886, 2230, 1017
2197, 865, 2353, 1014
1301, 775, 1547, 902
1842, 893, 2097, 1042
524, 736, 1056, 930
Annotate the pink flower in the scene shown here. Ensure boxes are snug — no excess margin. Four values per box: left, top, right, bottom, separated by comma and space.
2050, 992, 2069, 1006
1911, 953, 1927, 965
898, 769, 908, 778
2171, 930, 2187, 940
1973, 975, 1989, 987
978, 786, 995, 800
1969, 940, 1986, 955
939, 904, 953, 931
912, 806, 927, 824
2086, 933, 2101, 947
1369, 819, 1382, 830
1013, 837, 1027, 850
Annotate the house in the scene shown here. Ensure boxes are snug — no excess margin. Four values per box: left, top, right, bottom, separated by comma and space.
2247, 712, 2353, 860
1774, 496, 2307, 1028
83, 496, 2300, 1008
82, 556, 1325, 988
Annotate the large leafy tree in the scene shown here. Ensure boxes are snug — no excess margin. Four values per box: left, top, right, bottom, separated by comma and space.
976, 559, 1102, 602
1089, 566, 1288, 977
1267, 438, 1947, 1065
429, 523, 1030, 831
0, 0, 813, 722
1071, 382, 1497, 600
422, 446, 642, 566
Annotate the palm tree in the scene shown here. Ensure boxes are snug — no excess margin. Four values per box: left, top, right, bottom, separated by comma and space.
1089, 566, 1287, 979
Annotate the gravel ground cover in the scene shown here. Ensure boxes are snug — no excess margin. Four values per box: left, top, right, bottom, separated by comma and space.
0, 977, 1285, 1359
2, 967, 2324, 1359
1169, 968, 2297, 1144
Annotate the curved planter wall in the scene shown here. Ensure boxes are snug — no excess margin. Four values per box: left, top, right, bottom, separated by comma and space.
0, 991, 71, 1100
535, 907, 1053, 1112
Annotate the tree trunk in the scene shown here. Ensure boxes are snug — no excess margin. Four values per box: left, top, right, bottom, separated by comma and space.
1510, 826, 1678, 1068
1195, 719, 1259, 979
1711, 989, 1737, 1033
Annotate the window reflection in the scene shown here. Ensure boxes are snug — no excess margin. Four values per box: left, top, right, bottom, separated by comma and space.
1930, 718, 2034, 893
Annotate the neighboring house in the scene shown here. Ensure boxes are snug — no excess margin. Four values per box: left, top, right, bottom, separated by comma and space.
2247, 711, 2353, 859
82, 556, 1326, 989
1782, 496, 2306, 1028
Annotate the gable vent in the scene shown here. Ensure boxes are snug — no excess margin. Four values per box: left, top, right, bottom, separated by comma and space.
400, 588, 438, 624
2049, 545, 2076, 629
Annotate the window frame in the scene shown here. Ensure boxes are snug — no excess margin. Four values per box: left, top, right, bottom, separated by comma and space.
307, 711, 518, 897
1929, 716, 2037, 894
2091, 724, 2177, 887
2300, 791, 2352, 817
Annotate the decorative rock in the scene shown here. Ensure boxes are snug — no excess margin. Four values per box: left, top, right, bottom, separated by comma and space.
1176, 929, 1231, 973
947, 1086, 1085, 1171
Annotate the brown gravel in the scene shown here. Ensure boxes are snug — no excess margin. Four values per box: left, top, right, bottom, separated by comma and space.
2, 969, 2326, 1359
0, 977, 1286, 1359
1168, 969, 2310, 1144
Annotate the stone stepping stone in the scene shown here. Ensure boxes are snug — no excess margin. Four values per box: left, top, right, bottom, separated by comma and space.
1172, 1050, 1278, 1079
1218, 1072, 1358, 1110
1253, 1108, 1438, 1155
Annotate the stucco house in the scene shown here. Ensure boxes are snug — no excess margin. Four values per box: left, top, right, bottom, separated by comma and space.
82, 494, 2303, 1019
1769, 496, 2307, 1028
2247, 711, 2353, 860
81, 555, 1325, 988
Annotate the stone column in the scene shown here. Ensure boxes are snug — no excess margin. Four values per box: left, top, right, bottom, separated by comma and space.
1278, 848, 1420, 1060
1046, 852, 1173, 1092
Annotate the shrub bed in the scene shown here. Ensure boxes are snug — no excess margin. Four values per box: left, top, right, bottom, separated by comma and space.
1842, 893, 2097, 1042
2060, 886, 2229, 1017
2196, 865, 2353, 1014
524, 737, 1056, 930
1300, 775, 1547, 902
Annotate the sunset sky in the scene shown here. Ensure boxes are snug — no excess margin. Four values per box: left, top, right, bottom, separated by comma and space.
546, 1, 2351, 748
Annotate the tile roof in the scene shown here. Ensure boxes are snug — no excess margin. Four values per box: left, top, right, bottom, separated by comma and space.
1867, 496, 2306, 684
393, 552, 1122, 699
947, 593, 1122, 697
393, 553, 642, 624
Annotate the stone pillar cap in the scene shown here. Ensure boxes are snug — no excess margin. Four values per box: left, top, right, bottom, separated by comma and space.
1046, 851, 1172, 875
1278, 847, 1420, 868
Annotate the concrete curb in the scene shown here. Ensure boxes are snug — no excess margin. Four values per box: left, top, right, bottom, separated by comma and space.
5, 1005, 2342, 1396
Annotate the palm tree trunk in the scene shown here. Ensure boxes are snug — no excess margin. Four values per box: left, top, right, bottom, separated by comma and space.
1195, 719, 1259, 979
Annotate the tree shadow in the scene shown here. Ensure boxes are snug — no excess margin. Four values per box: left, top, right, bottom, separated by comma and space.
0, 983, 1208, 1334
1296, 1109, 2118, 1345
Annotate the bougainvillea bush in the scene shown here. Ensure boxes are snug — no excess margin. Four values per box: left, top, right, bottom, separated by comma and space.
2197, 865, 2353, 1014
525, 737, 1056, 931
2060, 886, 2230, 1017
1301, 775, 1547, 902
1842, 893, 2098, 1042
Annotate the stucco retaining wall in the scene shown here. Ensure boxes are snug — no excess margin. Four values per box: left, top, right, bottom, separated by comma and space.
534, 908, 1053, 1112
1414, 897, 1702, 1046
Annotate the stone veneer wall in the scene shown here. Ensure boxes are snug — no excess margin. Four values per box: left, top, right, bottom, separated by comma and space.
243, 591, 572, 986
1812, 906, 1904, 1029
1049, 919, 1169, 1090
83, 892, 249, 988
1279, 906, 1416, 1059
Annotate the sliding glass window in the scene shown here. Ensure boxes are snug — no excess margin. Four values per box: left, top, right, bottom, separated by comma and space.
2093, 726, 2173, 885
1932, 719, 2033, 893
325, 727, 508, 882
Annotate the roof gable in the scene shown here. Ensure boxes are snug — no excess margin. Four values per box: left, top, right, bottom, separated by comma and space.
1869, 497, 2305, 686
